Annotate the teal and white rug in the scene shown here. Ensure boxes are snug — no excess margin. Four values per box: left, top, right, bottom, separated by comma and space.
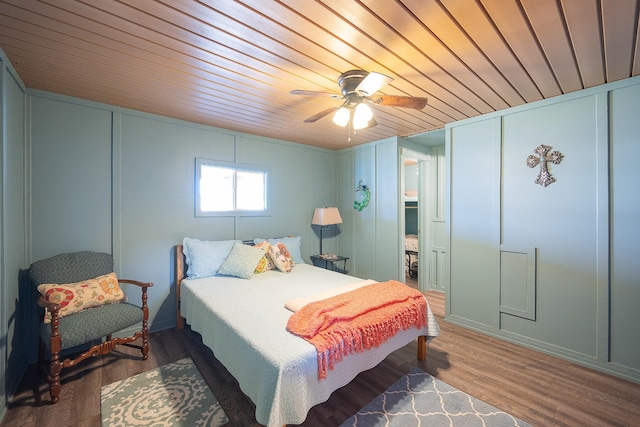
101, 358, 228, 426
340, 367, 531, 427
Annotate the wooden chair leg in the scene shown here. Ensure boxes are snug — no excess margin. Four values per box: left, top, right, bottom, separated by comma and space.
49, 365, 61, 403
49, 328, 62, 404
142, 322, 149, 360
142, 287, 150, 360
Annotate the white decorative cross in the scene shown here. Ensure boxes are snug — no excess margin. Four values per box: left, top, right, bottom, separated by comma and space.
526, 144, 563, 187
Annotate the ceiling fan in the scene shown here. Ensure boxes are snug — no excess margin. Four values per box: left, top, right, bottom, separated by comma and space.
290, 70, 428, 131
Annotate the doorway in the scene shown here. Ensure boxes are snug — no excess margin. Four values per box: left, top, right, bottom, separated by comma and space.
401, 148, 428, 292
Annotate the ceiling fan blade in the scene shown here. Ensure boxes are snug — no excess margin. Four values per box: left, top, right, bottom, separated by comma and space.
303, 106, 339, 123
290, 89, 340, 98
377, 95, 428, 110
355, 72, 393, 96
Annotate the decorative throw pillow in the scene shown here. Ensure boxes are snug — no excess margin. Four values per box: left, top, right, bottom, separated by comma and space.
182, 237, 240, 279
269, 241, 296, 273
253, 241, 276, 273
37, 272, 125, 323
254, 236, 305, 264
217, 242, 267, 279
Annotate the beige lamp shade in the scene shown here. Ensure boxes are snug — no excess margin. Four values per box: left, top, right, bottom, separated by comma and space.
312, 207, 343, 226
312, 207, 343, 255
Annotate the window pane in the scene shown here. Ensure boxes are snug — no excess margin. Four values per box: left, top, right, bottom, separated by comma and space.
236, 170, 265, 210
200, 165, 234, 211
196, 158, 269, 217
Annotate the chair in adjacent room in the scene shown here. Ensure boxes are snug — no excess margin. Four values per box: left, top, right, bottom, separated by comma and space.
28, 251, 153, 403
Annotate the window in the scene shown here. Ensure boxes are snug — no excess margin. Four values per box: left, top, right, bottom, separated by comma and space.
195, 158, 269, 217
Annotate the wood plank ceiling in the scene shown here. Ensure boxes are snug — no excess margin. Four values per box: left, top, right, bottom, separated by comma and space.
1, 0, 639, 150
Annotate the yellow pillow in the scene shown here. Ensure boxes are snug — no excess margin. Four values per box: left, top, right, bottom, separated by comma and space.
254, 241, 276, 273
37, 272, 125, 323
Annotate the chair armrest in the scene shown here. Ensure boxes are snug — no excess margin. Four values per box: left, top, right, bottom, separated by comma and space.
37, 295, 61, 333
118, 279, 154, 288
37, 295, 61, 312
118, 280, 152, 321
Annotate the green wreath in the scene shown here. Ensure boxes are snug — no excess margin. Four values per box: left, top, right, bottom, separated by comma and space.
353, 181, 370, 211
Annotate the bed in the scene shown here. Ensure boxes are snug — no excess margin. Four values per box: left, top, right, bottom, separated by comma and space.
405, 233, 419, 278
174, 240, 440, 426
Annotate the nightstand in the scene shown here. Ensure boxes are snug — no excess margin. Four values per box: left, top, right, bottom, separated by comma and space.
310, 255, 349, 273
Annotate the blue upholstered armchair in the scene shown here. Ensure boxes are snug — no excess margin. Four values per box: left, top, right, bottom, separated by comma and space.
29, 251, 153, 404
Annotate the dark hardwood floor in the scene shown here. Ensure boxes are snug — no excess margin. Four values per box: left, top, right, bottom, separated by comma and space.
3, 289, 640, 426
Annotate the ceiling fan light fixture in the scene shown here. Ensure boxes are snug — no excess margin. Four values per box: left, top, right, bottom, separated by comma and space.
356, 71, 393, 96
353, 117, 369, 130
355, 102, 373, 121
332, 106, 350, 127
291, 69, 424, 131
353, 103, 373, 129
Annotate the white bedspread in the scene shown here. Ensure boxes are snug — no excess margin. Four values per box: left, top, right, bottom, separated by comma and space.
181, 264, 440, 426
405, 234, 419, 252
284, 279, 378, 312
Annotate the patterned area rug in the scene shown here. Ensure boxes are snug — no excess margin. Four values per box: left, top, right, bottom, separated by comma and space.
340, 367, 531, 427
101, 358, 228, 426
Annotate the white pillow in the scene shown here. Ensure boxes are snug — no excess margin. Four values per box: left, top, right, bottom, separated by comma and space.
182, 238, 240, 279
254, 236, 304, 264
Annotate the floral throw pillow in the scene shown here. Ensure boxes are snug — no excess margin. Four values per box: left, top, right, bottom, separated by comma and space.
37, 272, 125, 323
269, 241, 295, 273
254, 236, 305, 264
254, 241, 276, 273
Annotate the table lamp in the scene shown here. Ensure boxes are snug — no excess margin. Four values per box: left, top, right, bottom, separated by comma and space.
311, 207, 343, 255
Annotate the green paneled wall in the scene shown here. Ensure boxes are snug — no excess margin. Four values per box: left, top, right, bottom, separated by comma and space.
446, 76, 640, 383
501, 95, 602, 356
610, 83, 640, 370
337, 138, 402, 282
374, 140, 401, 281
1, 53, 28, 422
448, 117, 501, 328
28, 91, 338, 336
31, 96, 113, 261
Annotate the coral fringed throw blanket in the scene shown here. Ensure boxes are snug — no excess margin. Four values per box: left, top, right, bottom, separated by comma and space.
287, 280, 427, 379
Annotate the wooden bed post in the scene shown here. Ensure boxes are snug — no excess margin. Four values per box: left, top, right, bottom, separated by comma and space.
417, 336, 427, 360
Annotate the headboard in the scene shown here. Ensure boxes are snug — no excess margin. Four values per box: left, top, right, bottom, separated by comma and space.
175, 244, 186, 329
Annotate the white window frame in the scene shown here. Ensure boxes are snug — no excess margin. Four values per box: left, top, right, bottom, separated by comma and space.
195, 158, 270, 217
